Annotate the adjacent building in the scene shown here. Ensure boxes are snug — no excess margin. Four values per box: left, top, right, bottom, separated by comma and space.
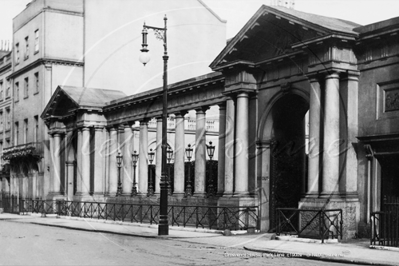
2, 0, 226, 203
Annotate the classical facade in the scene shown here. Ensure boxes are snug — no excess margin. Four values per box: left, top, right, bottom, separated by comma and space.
41, 5, 399, 239
5, 3, 399, 239
2, 0, 226, 205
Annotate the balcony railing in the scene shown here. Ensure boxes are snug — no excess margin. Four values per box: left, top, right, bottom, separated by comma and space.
18, 199, 259, 231
2, 142, 43, 160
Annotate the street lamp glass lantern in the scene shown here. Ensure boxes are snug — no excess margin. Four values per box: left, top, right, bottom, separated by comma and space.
148, 148, 155, 164
116, 152, 123, 166
166, 146, 173, 163
131, 150, 139, 164
185, 144, 193, 161
206, 141, 215, 159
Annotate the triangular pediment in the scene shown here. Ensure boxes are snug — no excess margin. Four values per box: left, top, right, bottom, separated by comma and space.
41, 86, 126, 120
210, 5, 360, 70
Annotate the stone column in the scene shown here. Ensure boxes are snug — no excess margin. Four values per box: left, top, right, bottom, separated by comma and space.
108, 127, 118, 197
194, 107, 208, 195
93, 127, 105, 196
76, 128, 83, 195
322, 72, 340, 195
139, 120, 149, 195
65, 161, 74, 200
217, 103, 227, 195
65, 129, 75, 200
235, 92, 249, 195
224, 98, 235, 196
307, 77, 321, 195
52, 133, 62, 196
155, 117, 162, 194
122, 124, 133, 196
80, 127, 91, 196
257, 140, 273, 231
174, 111, 186, 195
340, 72, 359, 196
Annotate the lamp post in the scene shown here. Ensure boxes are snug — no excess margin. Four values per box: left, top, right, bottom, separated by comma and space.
148, 148, 155, 196
116, 152, 123, 197
185, 144, 193, 197
131, 150, 139, 197
166, 146, 173, 195
206, 141, 215, 197
140, 15, 169, 235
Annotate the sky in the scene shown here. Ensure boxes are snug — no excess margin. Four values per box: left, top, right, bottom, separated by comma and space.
1, 0, 399, 43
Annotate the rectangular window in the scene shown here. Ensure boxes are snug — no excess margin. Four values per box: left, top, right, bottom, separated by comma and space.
24, 77, 29, 98
24, 119, 28, 144
34, 29, 39, 53
14, 122, 19, 146
5, 108, 10, 130
34, 72, 39, 93
15, 82, 19, 102
0, 80, 3, 101
0, 111, 3, 132
24, 36, 29, 60
34, 115, 39, 143
15, 43, 19, 64
6, 80, 10, 99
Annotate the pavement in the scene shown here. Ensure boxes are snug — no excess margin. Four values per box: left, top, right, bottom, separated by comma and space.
1, 212, 399, 266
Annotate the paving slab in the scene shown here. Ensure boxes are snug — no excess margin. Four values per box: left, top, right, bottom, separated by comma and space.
244, 239, 399, 266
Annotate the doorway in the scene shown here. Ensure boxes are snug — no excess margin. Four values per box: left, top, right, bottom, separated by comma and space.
269, 93, 309, 230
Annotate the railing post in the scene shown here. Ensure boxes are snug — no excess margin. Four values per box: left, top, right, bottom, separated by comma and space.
320, 210, 324, 244
196, 207, 199, 228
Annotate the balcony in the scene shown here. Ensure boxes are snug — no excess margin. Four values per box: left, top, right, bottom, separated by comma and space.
2, 142, 43, 160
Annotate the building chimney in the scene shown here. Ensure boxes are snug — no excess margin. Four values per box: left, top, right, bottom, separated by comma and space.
270, 0, 295, 9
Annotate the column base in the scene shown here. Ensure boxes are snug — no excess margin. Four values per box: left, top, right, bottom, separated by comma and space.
47, 192, 65, 201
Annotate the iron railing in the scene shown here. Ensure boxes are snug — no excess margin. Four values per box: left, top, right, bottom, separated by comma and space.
18, 199, 259, 231
275, 208, 343, 243
1, 195, 21, 213
371, 196, 399, 247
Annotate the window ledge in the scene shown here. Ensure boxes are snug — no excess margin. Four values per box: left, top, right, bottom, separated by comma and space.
33, 91, 39, 95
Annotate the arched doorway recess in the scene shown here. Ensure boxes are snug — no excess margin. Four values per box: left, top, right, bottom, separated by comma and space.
261, 92, 309, 230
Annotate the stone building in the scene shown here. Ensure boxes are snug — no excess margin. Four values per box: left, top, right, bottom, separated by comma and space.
42, 5, 399, 239
2, 0, 226, 203
5, 3, 399, 239
0, 41, 13, 199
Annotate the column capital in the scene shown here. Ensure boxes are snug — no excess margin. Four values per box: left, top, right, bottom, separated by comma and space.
256, 139, 277, 149
174, 111, 187, 118
342, 70, 360, 82
140, 119, 150, 126
325, 72, 340, 80
81, 127, 91, 132
195, 106, 209, 114
93, 126, 104, 132
218, 102, 226, 110
108, 126, 118, 132
236, 91, 249, 99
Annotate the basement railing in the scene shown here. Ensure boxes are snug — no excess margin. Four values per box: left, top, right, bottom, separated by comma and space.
275, 208, 343, 243
371, 196, 399, 247
18, 199, 259, 231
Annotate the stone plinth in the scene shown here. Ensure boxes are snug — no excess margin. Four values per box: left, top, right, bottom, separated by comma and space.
298, 197, 360, 240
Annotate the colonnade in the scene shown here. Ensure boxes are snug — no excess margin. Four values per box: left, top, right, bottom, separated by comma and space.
47, 91, 252, 200
306, 71, 359, 197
